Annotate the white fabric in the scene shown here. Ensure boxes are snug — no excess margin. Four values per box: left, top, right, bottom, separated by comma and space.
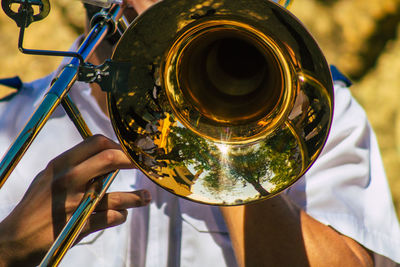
0, 71, 399, 266
286, 81, 400, 263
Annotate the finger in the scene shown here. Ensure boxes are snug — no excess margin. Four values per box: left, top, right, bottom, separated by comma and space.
80, 209, 129, 238
50, 135, 122, 171
65, 148, 135, 188
95, 190, 152, 211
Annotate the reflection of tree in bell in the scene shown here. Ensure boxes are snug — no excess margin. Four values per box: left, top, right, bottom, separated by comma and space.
227, 127, 302, 196
160, 126, 223, 191
264, 128, 303, 192
161, 124, 303, 198
227, 144, 271, 196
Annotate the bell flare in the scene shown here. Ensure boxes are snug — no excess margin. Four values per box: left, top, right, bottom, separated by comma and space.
108, 0, 334, 205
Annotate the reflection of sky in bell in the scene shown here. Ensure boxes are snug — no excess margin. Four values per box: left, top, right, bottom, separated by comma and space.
215, 143, 229, 155
188, 163, 258, 204
190, 167, 278, 204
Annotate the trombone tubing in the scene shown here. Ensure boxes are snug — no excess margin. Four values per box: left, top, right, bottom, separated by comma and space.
41, 86, 119, 266
0, 5, 122, 188
39, 170, 120, 266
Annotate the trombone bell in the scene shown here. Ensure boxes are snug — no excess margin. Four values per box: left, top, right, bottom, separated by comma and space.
108, 0, 334, 205
166, 20, 292, 142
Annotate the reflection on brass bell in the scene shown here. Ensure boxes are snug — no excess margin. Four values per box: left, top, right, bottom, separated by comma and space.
108, 0, 333, 205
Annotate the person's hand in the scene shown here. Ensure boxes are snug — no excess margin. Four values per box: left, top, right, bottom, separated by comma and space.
0, 135, 151, 266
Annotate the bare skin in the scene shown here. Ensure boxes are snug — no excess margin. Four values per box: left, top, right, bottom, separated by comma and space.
0, 135, 151, 266
221, 196, 373, 267
0, 1, 374, 266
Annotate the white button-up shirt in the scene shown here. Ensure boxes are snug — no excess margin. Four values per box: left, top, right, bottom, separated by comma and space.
1, 71, 399, 266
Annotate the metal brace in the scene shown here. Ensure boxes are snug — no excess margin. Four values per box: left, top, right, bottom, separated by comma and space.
78, 61, 111, 84
77, 59, 132, 92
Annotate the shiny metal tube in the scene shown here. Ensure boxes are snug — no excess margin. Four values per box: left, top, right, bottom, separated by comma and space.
40, 90, 120, 266
0, 65, 77, 188
0, 4, 124, 266
0, 5, 122, 188
62, 94, 93, 138
39, 170, 119, 266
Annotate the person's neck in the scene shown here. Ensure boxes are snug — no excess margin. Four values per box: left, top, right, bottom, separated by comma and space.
87, 41, 113, 117
90, 83, 109, 117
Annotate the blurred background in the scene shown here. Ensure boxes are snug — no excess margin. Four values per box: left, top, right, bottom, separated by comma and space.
1, 0, 400, 217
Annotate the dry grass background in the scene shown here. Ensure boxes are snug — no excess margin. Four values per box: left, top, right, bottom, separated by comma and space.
1, 0, 400, 217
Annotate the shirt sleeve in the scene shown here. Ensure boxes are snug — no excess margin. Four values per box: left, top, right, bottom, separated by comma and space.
286, 81, 400, 264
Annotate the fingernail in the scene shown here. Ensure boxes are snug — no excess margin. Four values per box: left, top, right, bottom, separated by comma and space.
141, 190, 152, 204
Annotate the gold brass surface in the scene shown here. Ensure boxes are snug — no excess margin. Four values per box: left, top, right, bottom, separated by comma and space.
108, 0, 334, 205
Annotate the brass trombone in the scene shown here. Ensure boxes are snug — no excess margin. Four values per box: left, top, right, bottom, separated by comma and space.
0, 0, 334, 265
